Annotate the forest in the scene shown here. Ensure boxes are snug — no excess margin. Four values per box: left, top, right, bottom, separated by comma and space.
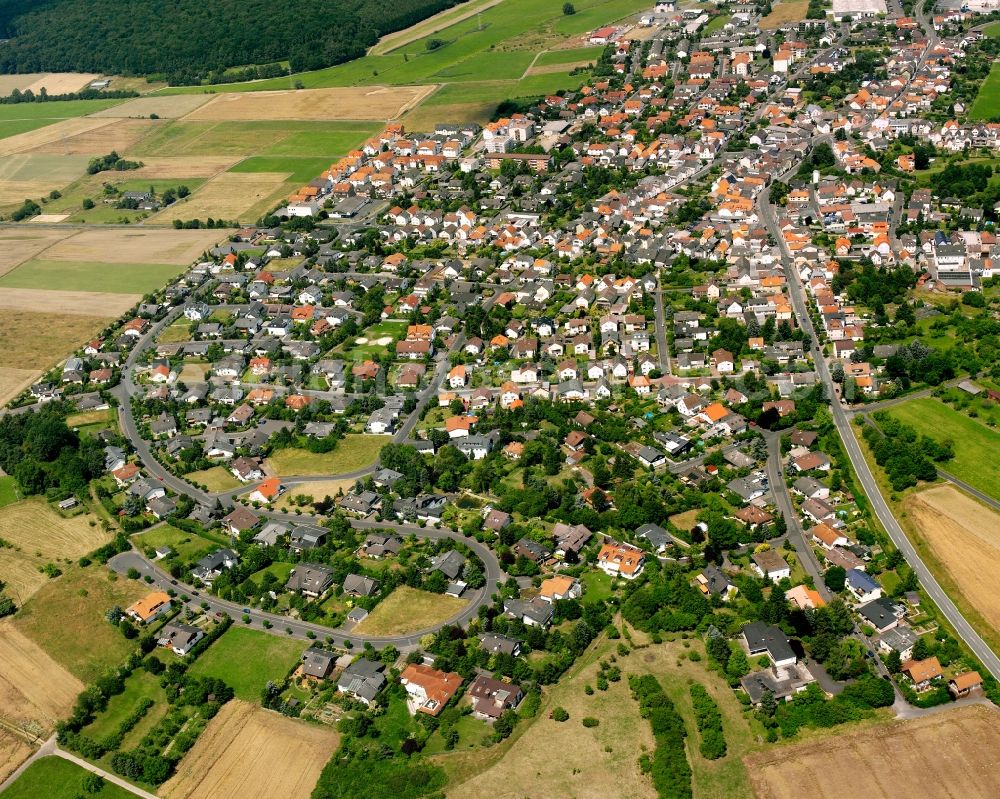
0, 0, 468, 83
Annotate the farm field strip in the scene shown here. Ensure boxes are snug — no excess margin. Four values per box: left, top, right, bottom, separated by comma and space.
0, 259, 187, 295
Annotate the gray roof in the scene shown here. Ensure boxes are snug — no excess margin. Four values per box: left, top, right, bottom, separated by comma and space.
742, 621, 795, 663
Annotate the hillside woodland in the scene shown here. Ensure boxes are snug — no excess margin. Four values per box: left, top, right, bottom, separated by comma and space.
0, 0, 467, 83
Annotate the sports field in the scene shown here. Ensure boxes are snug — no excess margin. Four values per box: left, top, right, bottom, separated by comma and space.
746, 705, 1000, 799
161, 700, 339, 799
970, 62, 1000, 120
886, 397, 1000, 502
353, 586, 468, 637
187, 627, 304, 701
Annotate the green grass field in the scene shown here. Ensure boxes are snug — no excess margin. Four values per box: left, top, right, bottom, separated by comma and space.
2, 758, 137, 799
0, 118, 66, 140
703, 13, 731, 33
0, 475, 20, 508
970, 62, 1000, 121
249, 561, 295, 585
0, 98, 126, 121
131, 524, 223, 561
0, 153, 90, 184
0, 259, 185, 294
185, 465, 243, 492
188, 627, 304, 701
267, 434, 384, 476
229, 156, 334, 184
263, 123, 381, 156
886, 397, 1000, 502
533, 46, 604, 66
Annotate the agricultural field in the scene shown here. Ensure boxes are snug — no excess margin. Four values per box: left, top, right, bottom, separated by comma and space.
0, 153, 91, 204
187, 627, 304, 701
38, 227, 224, 264
0, 730, 32, 785
970, 62, 1000, 121
0, 259, 186, 295
0, 618, 83, 735
228, 156, 335, 184
370, 0, 506, 55
760, 0, 809, 28
1, 757, 137, 799
25, 118, 155, 156
0, 73, 97, 97
0, 498, 111, 603
0, 367, 41, 407
183, 85, 436, 122
886, 398, 1000, 502
904, 485, 1000, 641
161, 699, 339, 799
353, 586, 468, 637
746, 705, 1000, 799
266, 434, 384, 477
12, 564, 148, 682
90, 94, 214, 119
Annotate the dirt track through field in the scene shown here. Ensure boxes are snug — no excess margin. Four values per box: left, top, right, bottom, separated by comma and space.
183, 85, 437, 121
746, 705, 1000, 799
0, 619, 83, 732
160, 700, 339, 799
905, 484, 1000, 634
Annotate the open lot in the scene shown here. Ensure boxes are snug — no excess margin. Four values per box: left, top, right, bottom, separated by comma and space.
188, 627, 304, 701
161, 699, 339, 799
13, 564, 148, 682
132, 524, 223, 562
760, 0, 809, 27
0, 618, 83, 733
266, 435, 383, 478
747, 705, 1000, 799
0, 259, 185, 295
151, 170, 289, 222
2, 757, 136, 799
353, 586, 467, 637
0, 498, 111, 604
905, 484, 1000, 638
277, 478, 359, 509
184, 85, 436, 122
886, 398, 1000, 502
186, 466, 242, 492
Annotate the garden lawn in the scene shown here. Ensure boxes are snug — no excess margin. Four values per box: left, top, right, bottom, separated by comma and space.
267, 434, 384, 476
352, 586, 467, 637
131, 524, 223, 561
580, 570, 614, 605
188, 627, 304, 701
886, 398, 1000, 502
2, 757, 136, 799
82, 669, 165, 741
0, 259, 185, 294
249, 562, 295, 585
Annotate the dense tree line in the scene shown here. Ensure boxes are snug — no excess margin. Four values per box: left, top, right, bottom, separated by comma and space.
629, 674, 692, 799
862, 412, 953, 492
0, 404, 106, 497
0, 0, 469, 82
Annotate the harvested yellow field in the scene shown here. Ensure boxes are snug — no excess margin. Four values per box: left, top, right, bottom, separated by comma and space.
0, 366, 40, 407
161, 700, 339, 799
0, 498, 112, 603
0, 228, 73, 277
747, 705, 1000, 799
41, 227, 224, 264
22, 73, 99, 95
27, 213, 70, 223
90, 94, 214, 119
446, 636, 656, 799
128, 155, 238, 179
185, 85, 437, 121
761, 0, 809, 28
0, 117, 118, 157
153, 171, 289, 221
0, 308, 112, 368
0, 288, 135, 317
0, 730, 32, 784
0, 618, 84, 733
404, 101, 497, 129
905, 485, 1000, 633
28, 118, 155, 155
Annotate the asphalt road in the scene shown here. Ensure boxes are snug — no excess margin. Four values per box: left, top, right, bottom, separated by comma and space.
758, 190, 1000, 680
